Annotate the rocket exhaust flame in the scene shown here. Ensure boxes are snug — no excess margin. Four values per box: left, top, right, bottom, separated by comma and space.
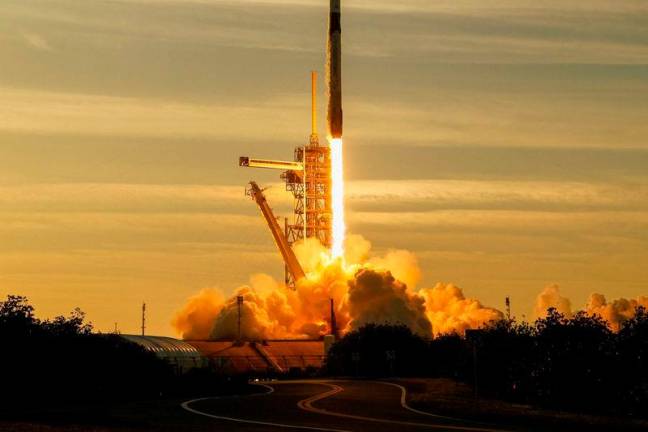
330, 138, 345, 259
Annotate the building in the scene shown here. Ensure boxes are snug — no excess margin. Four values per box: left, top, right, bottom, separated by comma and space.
121, 335, 325, 375
120, 335, 206, 374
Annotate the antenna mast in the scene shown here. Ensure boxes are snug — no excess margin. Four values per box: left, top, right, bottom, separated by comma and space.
141, 302, 146, 336
330, 298, 338, 338
237, 295, 244, 340
311, 71, 319, 146
505, 297, 511, 321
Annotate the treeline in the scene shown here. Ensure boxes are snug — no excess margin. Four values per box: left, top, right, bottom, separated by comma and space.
0, 295, 239, 411
326, 307, 648, 417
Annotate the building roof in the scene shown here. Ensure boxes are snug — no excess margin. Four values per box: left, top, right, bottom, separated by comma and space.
119, 336, 325, 374
187, 340, 325, 374
121, 335, 202, 358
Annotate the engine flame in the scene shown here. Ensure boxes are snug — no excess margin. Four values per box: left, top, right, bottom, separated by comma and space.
330, 138, 345, 259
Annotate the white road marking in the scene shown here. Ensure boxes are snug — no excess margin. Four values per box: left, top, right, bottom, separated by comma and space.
375, 381, 456, 418
251, 383, 275, 395
375, 381, 493, 426
181, 382, 350, 432
296, 381, 508, 432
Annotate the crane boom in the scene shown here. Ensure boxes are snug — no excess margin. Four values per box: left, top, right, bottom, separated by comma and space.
239, 157, 304, 171
246, 182, 306, 282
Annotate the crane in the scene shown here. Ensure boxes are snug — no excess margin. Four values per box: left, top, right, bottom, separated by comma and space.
246, 181, 306, 282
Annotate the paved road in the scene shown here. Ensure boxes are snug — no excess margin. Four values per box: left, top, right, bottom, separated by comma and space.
181, 380, 511, 432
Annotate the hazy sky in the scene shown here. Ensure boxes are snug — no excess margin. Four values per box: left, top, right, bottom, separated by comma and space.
1, 0, 647, 335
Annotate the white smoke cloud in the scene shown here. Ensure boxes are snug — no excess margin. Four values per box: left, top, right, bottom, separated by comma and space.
420, 283, 503, 336
585, 293, 648, 331
533, 284, 648, 331
171, 288, 223, 340
533, 284, 573, 318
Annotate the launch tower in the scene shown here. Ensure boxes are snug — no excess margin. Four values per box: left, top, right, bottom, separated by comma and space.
239, 72, 331, 284
240, 0, 343, 284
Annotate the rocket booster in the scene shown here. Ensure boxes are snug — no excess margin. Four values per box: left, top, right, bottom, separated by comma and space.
327, 0, 343, 139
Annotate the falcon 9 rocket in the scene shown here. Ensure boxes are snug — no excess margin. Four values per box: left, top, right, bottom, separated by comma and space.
327, 0, 343, 139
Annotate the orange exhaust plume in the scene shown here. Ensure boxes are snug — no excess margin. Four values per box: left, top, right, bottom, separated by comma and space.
172, 235, 504, 340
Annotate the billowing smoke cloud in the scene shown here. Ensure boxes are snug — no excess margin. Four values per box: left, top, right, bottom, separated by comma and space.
172, 235, 504, 340
175, 252, 647, 339
346, 268, 432, 336
420, 283, 503, 337
533, 284, 573, 318
368, 249, 422, 291
586, 293, 648, 331
209, 285, 305, 340
533, 284, 648, 331
171, 288, 223, 340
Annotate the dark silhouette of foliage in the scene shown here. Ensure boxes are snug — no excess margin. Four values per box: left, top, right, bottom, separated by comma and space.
326, 307, 648, 417
427, 333, 471, 380
326, 323, 429, 376
0, 294, 175, 411
467, 319, 536, 402
533, 309, 614, 411
41, 307, 93, 336
0, 295, 38, 337
616, 306, 648, 415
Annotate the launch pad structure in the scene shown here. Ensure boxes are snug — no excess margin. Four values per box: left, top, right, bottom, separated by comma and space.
240, 0, 343, 285
240, 72, 332, 285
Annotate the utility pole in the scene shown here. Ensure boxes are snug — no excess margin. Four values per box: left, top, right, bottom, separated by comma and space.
141, 302, 146, 336
465, 329, 482, 405
505, 296, 511, 321
237, 296, 244, 341
330, 298, 338, 338
284, 217, 290, 286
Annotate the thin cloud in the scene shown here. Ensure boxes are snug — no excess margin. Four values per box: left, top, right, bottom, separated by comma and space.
352, 210, 648, 235
0, 182, 293, 213
0, 87, 307, 140
4, 0, 648, 62
21, 32, 52, 51
347, 180, 648, 212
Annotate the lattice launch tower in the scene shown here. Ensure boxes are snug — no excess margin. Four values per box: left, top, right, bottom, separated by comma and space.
239, 72, 331, 284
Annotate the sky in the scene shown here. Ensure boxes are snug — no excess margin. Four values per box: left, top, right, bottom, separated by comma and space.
1, 0, 647, 335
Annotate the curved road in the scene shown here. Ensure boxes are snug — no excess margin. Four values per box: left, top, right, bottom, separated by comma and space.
182, 380, 511, 432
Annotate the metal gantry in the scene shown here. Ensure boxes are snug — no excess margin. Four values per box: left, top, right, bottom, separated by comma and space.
240, 71, 332, 285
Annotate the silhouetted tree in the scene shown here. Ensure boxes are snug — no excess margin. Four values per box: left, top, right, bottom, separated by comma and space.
42, 308, 93, 336
0, 294, 174, 411
0, 295, 38, 337
327, 323, 429, 376
533, 309, 614, 410
616, 306, 648, 414
468, 319, 536, 401
427, 333, 471, 380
